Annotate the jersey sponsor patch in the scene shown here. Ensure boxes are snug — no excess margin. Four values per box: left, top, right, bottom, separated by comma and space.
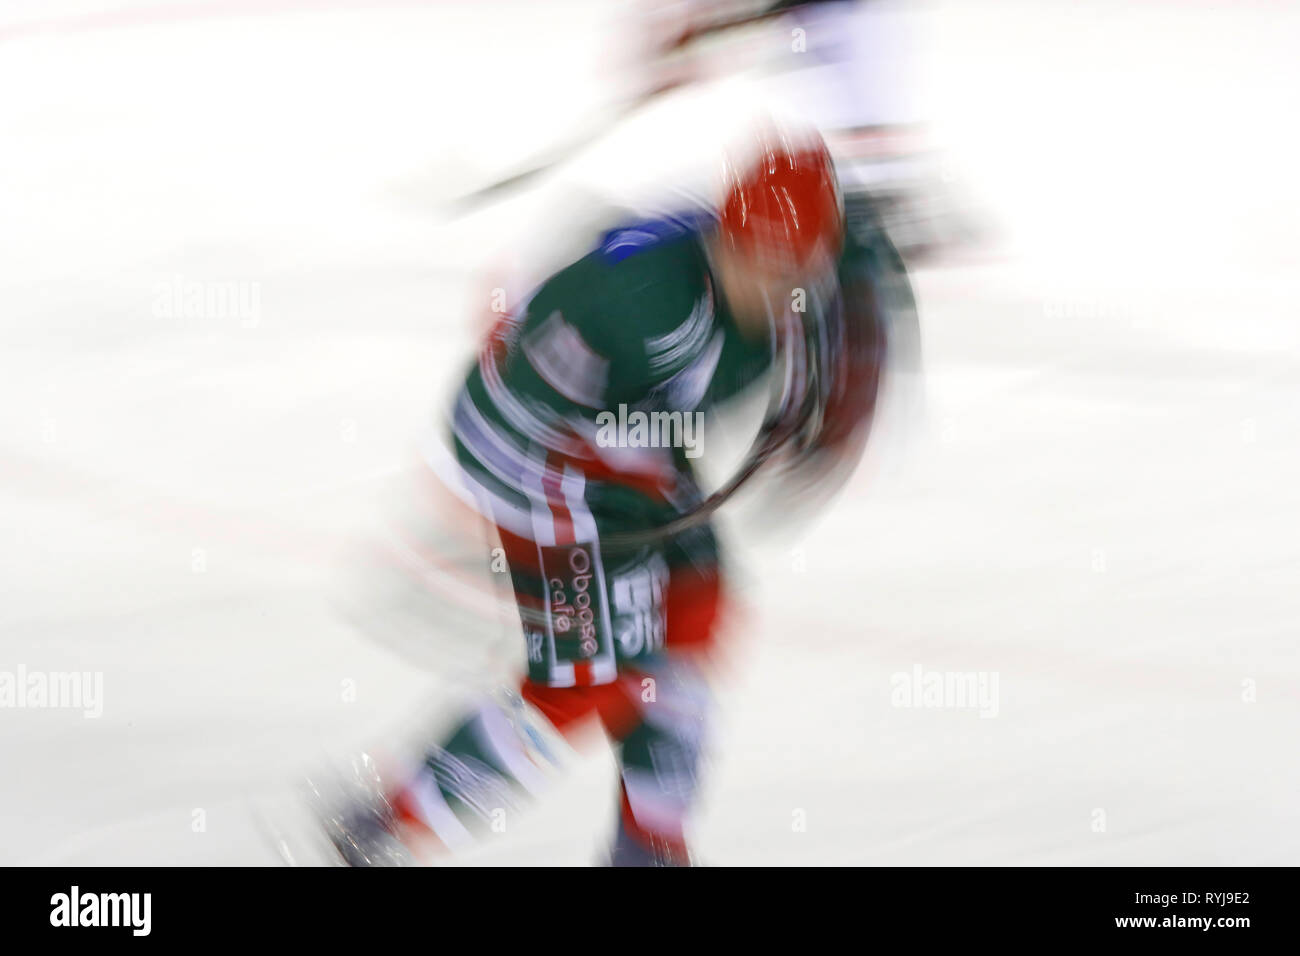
598, 210, 714, 264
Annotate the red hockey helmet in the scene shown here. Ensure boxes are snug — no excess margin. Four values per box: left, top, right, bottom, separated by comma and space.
718, 132, 844, 272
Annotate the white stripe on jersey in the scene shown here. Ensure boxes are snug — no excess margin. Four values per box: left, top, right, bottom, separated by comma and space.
522, 311, 609, 409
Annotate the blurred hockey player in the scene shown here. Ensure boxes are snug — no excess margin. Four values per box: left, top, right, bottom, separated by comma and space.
319, 129, 914, 866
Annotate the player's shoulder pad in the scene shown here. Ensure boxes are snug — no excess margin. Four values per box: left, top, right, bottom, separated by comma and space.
596, 208, 716, 265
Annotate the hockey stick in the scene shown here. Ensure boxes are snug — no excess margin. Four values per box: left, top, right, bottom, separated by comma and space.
437, 88, 667, 218
436, 3, 798, 218
599, 417, 805, 548
601, 311, 822, 549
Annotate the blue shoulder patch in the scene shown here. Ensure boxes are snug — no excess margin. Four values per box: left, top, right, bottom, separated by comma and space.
597, 208, 716, 264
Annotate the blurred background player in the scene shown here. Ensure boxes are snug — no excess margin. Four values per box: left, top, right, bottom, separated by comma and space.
317, 129, 915, 866
449, 1, 978, 266
634, 0, 979, 262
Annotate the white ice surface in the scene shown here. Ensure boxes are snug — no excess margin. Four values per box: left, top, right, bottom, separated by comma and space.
1, 0, 1297, 865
